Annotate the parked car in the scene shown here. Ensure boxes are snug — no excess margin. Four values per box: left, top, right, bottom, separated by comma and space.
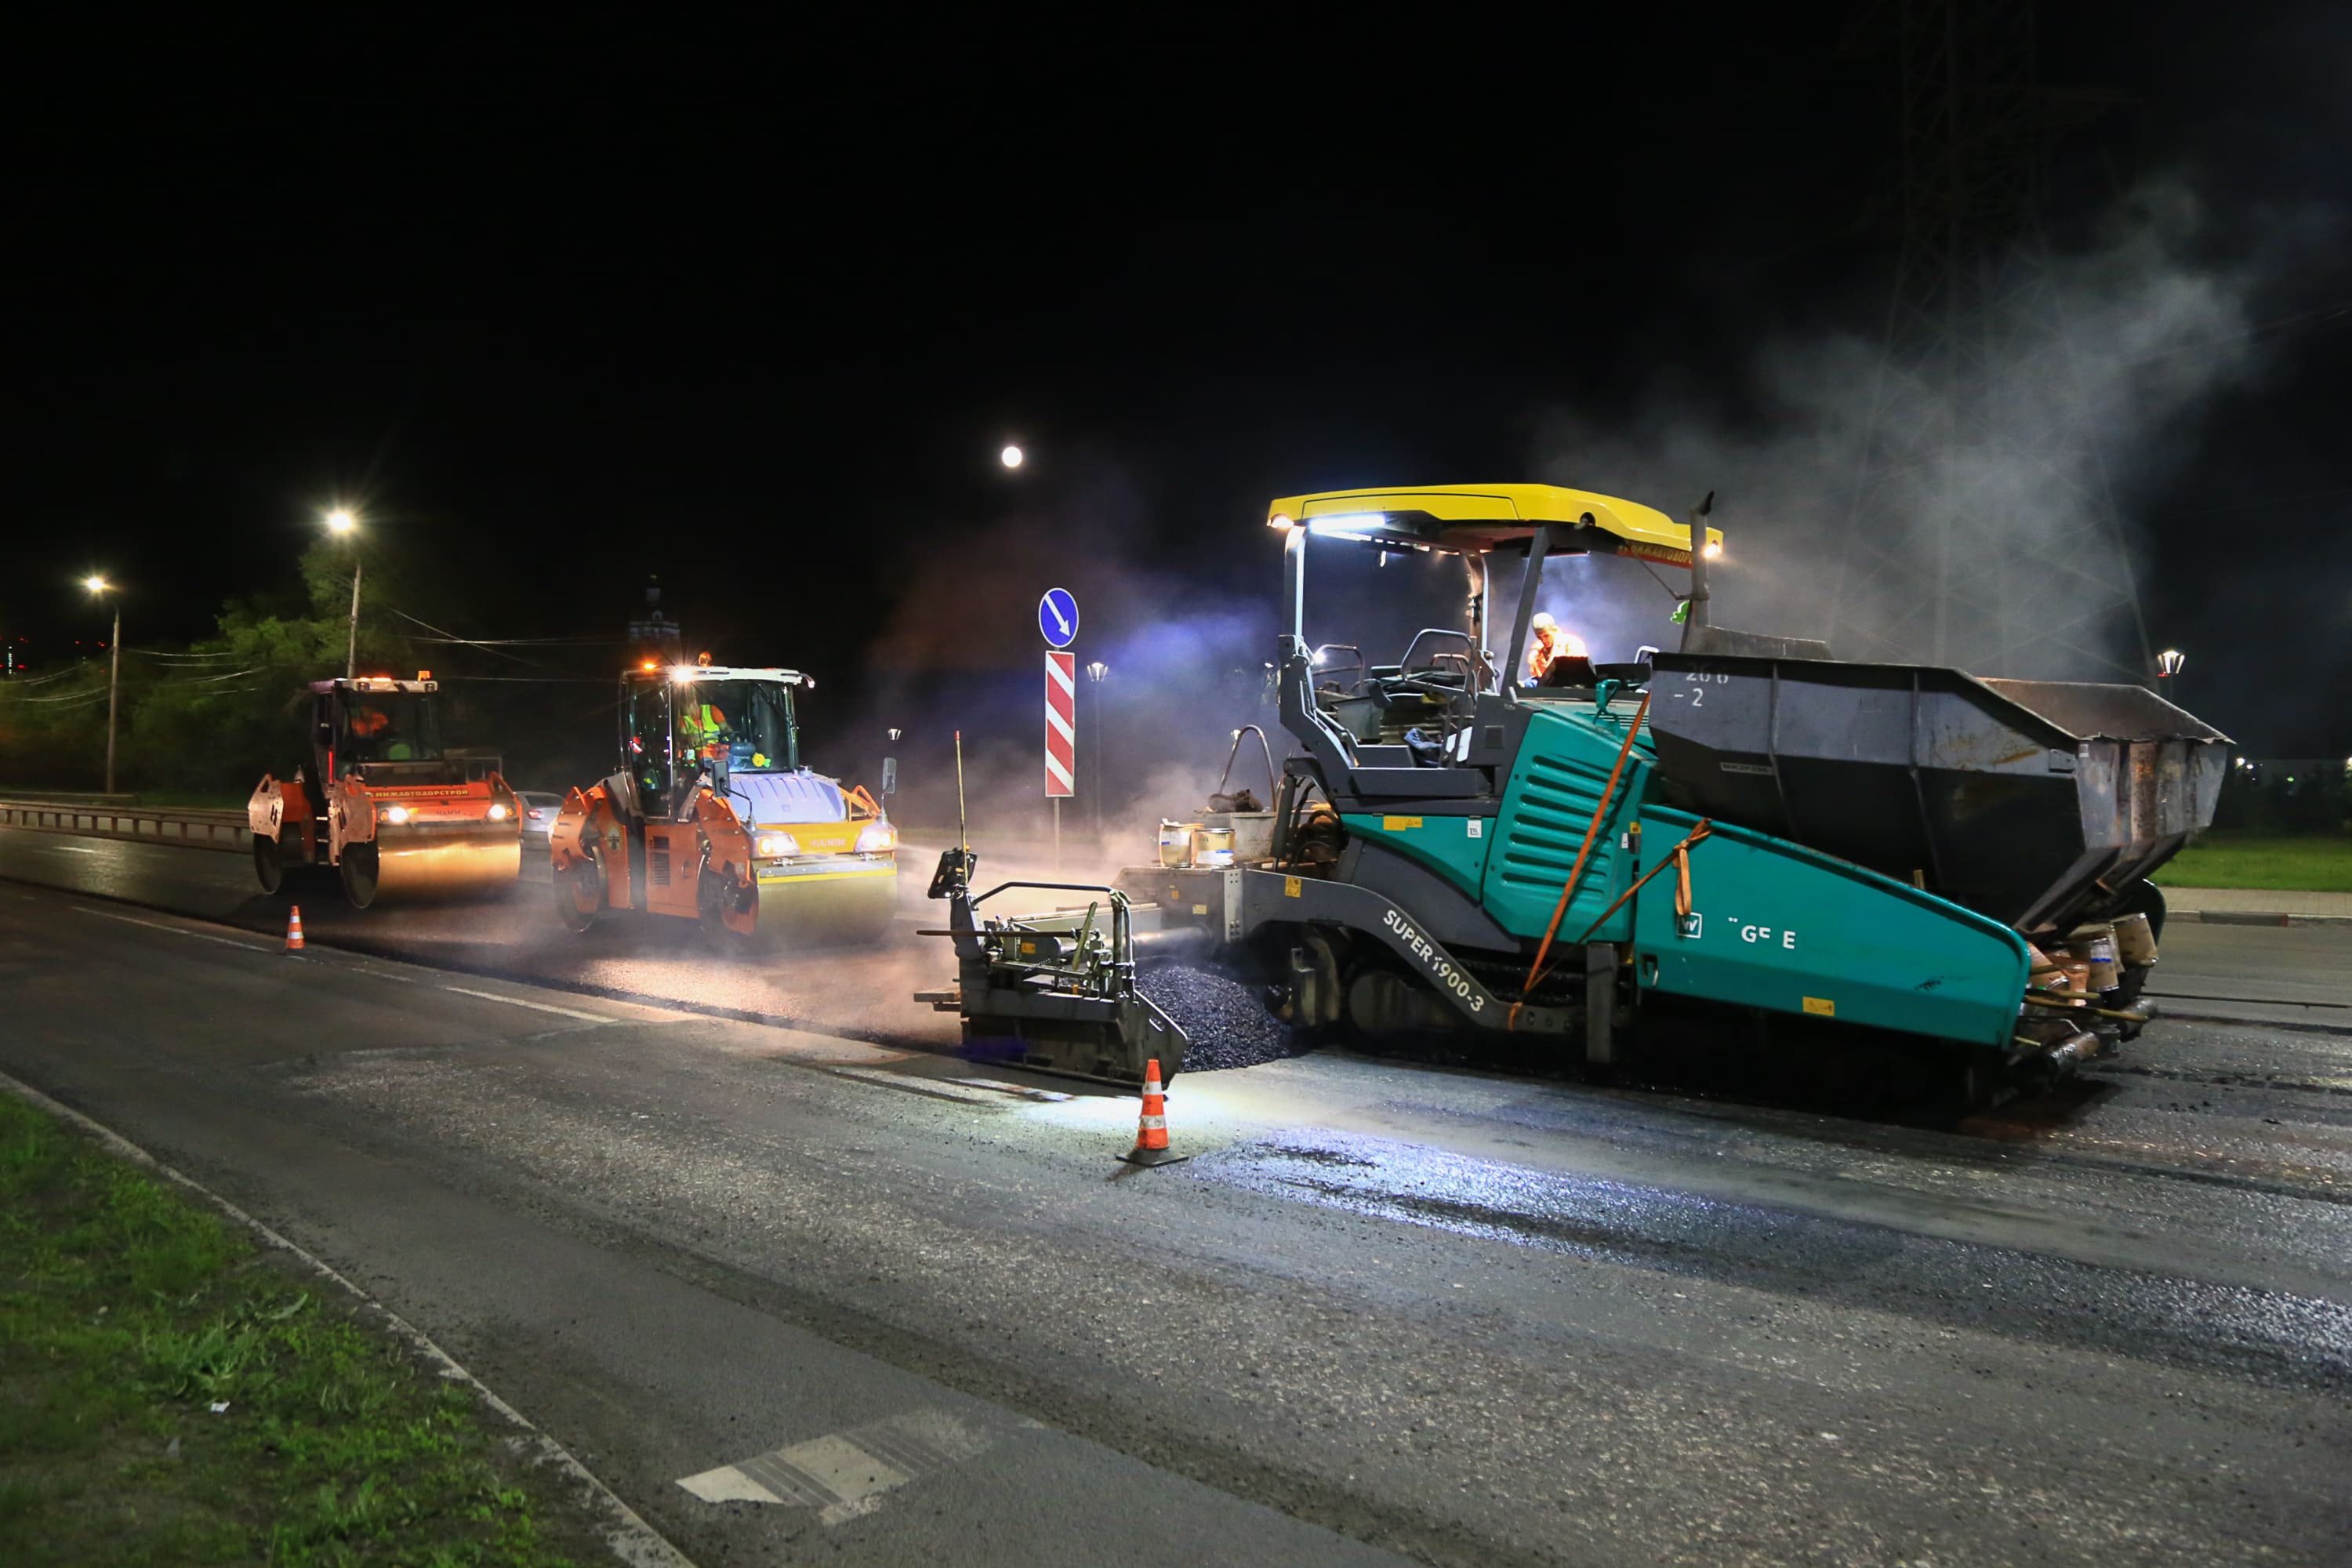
516, 790, 566, 848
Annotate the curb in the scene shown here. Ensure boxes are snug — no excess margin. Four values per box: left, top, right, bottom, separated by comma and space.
0, 1070, 699, 1568
2168, 909, 2352, 928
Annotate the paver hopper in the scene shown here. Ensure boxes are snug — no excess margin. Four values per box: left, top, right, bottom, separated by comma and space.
1643, 655, 2230, 939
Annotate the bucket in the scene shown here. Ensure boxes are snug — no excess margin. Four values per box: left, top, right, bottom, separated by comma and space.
1203, 810, 1276, 863
2068, 925, 2120, 996
1196, 826, 1236, 868
2111, 911, 2158, 967
1158, 821, 1200, 869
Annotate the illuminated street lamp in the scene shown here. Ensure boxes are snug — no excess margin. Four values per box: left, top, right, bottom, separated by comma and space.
322, 506, 362, 678
83, 575, 121, 795
2154, 648, 2186, 709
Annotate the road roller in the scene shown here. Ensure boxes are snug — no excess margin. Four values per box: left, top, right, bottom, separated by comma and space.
249, 676, 523, 908
549, 659, 898, 947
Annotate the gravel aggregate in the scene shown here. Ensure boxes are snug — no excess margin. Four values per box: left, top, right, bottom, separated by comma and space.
1141, 961, 1312, 1073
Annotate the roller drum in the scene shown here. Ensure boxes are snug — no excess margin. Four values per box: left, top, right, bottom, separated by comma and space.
750, 863, 898, 943
343, 826, 521, 907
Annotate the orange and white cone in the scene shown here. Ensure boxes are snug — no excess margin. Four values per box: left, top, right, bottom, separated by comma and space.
1119, 1058, 1189, 1167
284, 904, 306, 954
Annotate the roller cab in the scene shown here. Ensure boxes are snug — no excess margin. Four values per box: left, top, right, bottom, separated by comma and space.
249, 677, 522, 908
550, 662, 898, 947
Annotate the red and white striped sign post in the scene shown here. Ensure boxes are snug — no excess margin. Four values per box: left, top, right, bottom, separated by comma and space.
1044, 650, 1076, 868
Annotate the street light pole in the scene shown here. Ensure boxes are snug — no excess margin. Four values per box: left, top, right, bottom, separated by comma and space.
346, 556, 363, 679
1085, 661, 1109, 848
325, 507, 361, 678
107, 601, 120, 795
83, 576, 119, 795
2156, 648, 2187, 711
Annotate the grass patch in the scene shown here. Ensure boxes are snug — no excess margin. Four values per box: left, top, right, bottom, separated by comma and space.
2155, 833, 2352, 894
0, 1093, 601, 1567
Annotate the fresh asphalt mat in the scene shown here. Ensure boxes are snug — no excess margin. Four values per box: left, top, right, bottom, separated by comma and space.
1, 851, 2350, 1563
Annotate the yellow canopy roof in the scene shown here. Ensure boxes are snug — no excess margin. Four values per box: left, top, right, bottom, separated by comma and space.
1264, 482, 1720, 563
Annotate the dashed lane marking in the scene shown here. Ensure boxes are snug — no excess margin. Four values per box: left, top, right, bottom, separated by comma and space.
74, 906, 280, 953
440, 985, 615, 1025
45, 844, 101, 855
677, 1409, 995, 1524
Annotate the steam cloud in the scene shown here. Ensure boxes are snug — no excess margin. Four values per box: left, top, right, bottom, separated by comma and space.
1530, 180, 2272, 683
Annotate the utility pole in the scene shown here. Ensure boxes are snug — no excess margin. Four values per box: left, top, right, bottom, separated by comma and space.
1829, 0, 2150, 681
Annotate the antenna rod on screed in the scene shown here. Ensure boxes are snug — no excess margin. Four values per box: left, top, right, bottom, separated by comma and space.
955, 729, 967, 855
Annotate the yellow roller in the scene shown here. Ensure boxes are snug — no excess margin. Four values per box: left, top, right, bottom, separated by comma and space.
549, 659, 899, 948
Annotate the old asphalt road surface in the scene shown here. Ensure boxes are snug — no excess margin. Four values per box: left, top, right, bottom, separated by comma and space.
2, 826, 2350, 1564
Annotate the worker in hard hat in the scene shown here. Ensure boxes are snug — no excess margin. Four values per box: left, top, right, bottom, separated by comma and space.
1527, 614, 1588, 681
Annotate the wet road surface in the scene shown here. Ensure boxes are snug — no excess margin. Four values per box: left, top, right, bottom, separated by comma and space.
2, 826, 2350, 1563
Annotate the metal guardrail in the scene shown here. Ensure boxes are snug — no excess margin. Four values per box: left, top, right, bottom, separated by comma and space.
0, 799, 251, 854
0, 790, 138, 806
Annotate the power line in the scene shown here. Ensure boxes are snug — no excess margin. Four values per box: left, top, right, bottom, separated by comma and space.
384, 607, 561, 671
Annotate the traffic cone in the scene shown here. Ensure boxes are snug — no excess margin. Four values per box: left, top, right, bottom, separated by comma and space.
1119, 1058, 1189, 1167
284, 905, 306, 954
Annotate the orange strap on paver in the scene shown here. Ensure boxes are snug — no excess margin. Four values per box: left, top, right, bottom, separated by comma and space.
1508, 691, 1650, 1030
1572, 819, 1715, 946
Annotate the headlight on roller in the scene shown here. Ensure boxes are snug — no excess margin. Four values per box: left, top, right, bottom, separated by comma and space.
487, 802, 510, 820
382, 804, 411, 825
855, 822, 897, 854
756, 832, 800, 858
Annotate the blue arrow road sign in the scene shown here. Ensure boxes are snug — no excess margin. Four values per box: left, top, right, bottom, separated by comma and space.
1038, 587, 1079, 648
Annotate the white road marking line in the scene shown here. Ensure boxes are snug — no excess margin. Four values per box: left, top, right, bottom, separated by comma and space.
74, 907, 280, 953
678, 1409, 991, 1525
47, 844, 100, 855
441, 985, 614, 1024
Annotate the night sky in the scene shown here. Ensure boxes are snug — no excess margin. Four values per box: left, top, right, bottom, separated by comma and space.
7, 6, 2347, 755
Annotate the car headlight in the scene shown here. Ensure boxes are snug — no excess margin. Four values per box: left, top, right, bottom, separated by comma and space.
382, 804, 411, 825
756, 832, 800, 858
855, 822, 897, 855
487, 802, 510, 820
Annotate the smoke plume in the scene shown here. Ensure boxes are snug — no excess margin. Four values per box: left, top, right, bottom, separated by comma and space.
1530, 180, 2274, 683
